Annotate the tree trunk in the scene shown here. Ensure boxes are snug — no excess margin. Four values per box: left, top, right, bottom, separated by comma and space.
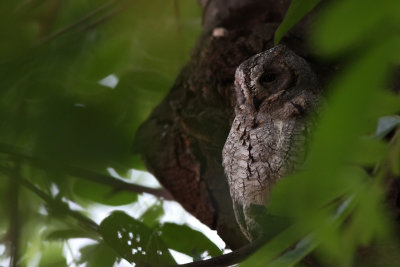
133, 0, 334, 249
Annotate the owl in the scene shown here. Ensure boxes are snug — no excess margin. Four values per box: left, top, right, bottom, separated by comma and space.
222, 45, 320, 241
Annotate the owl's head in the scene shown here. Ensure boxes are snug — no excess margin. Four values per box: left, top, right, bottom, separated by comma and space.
234, 45, 319, 119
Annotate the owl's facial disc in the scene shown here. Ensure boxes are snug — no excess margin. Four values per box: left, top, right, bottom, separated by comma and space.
234, 45, 319, 116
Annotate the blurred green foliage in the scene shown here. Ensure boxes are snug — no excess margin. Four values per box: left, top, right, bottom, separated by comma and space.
274, 0, 319, 44
244, 0, 400, 266
0, 0, 200, 171
0, 0, 219, 266
99, 211, 177, 265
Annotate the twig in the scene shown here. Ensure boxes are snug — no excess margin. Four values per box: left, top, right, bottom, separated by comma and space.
173, 0, 182, 33
0, 143, 174, 200
0, 166, 100, 233
38, 0, 119, 44
169, 236, 268, 267
201, 0, 213, 26
80, 5, 124, 32
7, 165, 20, 267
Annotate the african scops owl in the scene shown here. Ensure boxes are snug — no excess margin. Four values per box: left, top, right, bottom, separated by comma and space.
222, 45, 320, 241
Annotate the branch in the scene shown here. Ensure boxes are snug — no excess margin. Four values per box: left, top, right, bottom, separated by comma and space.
170, 236, 268, 267
0, 143, 174, 200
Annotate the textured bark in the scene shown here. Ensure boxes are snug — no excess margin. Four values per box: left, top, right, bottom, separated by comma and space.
133, 0, 332, 248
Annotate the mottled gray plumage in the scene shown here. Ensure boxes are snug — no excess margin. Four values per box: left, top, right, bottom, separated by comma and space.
222, 45, 320, 241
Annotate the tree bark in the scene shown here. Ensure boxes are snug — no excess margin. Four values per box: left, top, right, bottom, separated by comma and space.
133, 0, 333, 249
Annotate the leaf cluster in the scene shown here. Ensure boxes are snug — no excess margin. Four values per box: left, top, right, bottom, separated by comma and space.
0, 1, 219, 266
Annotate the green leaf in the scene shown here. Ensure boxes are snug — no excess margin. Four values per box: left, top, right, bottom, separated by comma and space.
38, 242, 67, 267
366, 92, 400, 124
160, 223, 222, 258
244, 195, 355, 267
99, 211, 176, 266
268, 235, 317, 267
241, 225, 307, 267
249, 205, 292, 240
73, 178, 138, 206
274, 0, 320, 44
313, 0, 391, 55
351, 184, 388, 245
31, 96, 134, 170
46, 229, 99, 241
79, 242, 119, 267
140, 203, 165, 228
349, 138, 388, 166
